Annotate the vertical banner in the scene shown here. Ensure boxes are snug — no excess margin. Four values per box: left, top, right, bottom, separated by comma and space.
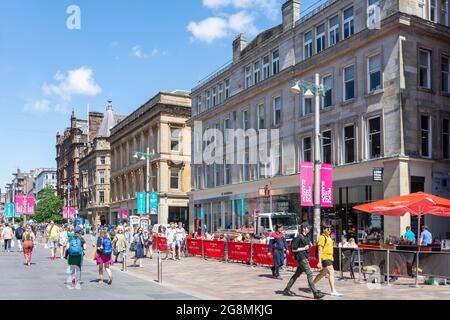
300, 162, 314, 207
6, 203, 13, 218
62, 207, 68, 219
70, 207, 75, 220
149, 192, 158, 215
15, 195, 24, 214
26, 195, 35, 215
320, 164, 333, 207
137, 192, 146, 214
122, 210, 128, 220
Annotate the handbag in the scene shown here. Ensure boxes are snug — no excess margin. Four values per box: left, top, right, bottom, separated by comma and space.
130, 241, 136, 252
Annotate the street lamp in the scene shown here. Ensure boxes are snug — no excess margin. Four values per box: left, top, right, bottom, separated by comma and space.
291, 74, 326, 243
134, 148, 158, 216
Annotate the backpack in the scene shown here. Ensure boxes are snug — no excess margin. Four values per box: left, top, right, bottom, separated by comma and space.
69, 238, 83, 256
102, 237, 113, 256
15, 227, 24, 239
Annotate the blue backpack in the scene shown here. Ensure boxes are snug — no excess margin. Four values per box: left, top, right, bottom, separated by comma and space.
69, 238, 83, 256
102, 237, 112, 256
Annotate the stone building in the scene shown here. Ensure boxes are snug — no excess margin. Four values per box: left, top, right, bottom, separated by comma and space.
35, 169, 57, 195
78, 101, 125, 225
56, 111, 103, 209
110, 92, 192, 227
189, 0, 450, 239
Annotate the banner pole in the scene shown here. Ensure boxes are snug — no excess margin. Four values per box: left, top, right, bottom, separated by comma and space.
414, 251, 420, 288
386, 249, 390, 286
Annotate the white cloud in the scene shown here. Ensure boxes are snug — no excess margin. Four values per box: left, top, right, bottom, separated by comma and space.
42, 67, 102, 101
132, 46, 165, 59
24, 99, 51, 113
188, 11, 257, 43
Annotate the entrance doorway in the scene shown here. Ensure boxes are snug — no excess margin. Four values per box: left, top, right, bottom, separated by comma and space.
169, 207, 189, 229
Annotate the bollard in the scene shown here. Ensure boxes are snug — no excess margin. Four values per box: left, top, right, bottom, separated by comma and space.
157, 252, 163, 283
225, 239, 228, 263
386, 249, 390, 286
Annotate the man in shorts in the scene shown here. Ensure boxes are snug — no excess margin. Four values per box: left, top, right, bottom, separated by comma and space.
48, 221, 60, 260
175, 222, 186, 260
165, 222, 177, 260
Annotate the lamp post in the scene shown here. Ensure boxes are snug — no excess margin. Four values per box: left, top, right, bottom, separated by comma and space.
291, 74, 326, 242
134, 148, 157, 217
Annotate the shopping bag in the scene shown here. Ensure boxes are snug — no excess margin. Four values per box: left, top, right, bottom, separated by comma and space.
11, 240, 15, 248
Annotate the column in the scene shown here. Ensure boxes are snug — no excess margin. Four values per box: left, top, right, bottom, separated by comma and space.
159, 196, 169, 224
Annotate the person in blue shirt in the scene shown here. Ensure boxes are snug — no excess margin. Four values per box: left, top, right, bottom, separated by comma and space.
404, 226, 416, 243
420, 226, 433, 246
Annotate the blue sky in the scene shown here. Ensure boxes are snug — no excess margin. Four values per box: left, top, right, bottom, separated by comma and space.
0, 0, 320, 190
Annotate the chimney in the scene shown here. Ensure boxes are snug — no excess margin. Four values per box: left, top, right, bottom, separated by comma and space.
71, 109, 77, 128
282, 0, 300, 32
232, 33, 247, 63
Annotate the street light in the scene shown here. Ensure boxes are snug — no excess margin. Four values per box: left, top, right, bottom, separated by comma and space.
291, 74, 326, 243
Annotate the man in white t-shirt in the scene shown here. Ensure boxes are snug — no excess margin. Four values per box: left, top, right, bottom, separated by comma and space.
175, 222, 186, 260
165, 223, 177, 260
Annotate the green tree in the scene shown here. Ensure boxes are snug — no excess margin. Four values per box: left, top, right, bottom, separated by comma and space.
34, 186, 64, 223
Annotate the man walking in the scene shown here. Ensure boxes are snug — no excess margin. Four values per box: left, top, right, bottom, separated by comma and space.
47, 221, 60, 260
283, 223, 325, 299
165, 223, 177, 260
175, 222, 186, 260
314, 223, 342, 297
15, 223, 25, 253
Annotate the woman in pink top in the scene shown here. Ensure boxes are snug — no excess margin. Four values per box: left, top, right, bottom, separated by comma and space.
1, 223, 14, 252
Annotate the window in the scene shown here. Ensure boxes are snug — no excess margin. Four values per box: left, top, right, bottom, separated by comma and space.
242, 110, 249, 130
442, 0, 449, 26
419, 0, 426, 18
245, 66, 252, 89
322, 75, 333, 109
204, 165, 209, 189
344, 7, 354, 39
271, 141, 281, 176
224, 118, 230, 144
212, 87, 217, 106
224, 159, 231, 185
171, 128, 181, 152
272, 50, 280, 75
368, 54, 382, 92
329, 16, 340, 46
197, 95, 202, 114
218, 84, 223, 104
170, 168, 180, 190
258, 104, 265, 130
254, 61, 261, 84
273, 96, 281, 126
442, 56, 450, 92
99, 191, 105, 204
430, 0, 437, 22
225, 79, 230, 99
344, 65, 355, 101
344, 125, 355, 163
99, 171, 105, 184
214, 164, 220, 187
243, 148, 250, 182
368, 117, 382, 159
304, 31, 313, 59
303, 97, 313, 116
443, 118, 450, 159
421, 115, 432, 158
100, 156, 106, 165
316, 24, 325, 53
303, 137, 312, 162
263, 56, 270, 80
195, 166, 201, 189
322, 130, 332, 164
206, 90, 211, 109
419, 49, 432, 89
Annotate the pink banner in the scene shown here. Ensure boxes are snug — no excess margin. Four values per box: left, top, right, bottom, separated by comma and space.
122, 210, 128, 220
320, 164, 333, 207
26, 196, 35, 215
300, 162, 313, 207
15, 195, 24, 214
62, 207, 68, 219
70, 207, 75, 220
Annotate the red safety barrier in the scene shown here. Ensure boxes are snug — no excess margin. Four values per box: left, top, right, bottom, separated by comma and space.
309, 246, 319, 269
252, 243, 273, 266
203, 240, 225, 259
187, 238, 203, 256
286, 243, 297, 268
152, 235, 168, 251
227, 241, 251, 263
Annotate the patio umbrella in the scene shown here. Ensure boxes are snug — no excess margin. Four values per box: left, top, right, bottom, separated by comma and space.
354, 192, 450, 244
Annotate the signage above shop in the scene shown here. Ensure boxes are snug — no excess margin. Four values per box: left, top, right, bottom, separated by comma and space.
373, 168, 384, 182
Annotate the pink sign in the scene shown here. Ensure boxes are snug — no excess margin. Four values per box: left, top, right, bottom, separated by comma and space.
70, 208, 75, 220
62, 207, 68, 219
320, 164, 333, 207
15, 195, 24, 214
300, 162, 314, 207
122, 210, 128, 220
26, 196, 35, 215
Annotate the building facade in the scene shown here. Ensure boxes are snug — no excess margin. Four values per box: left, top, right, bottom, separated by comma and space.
110, 92, 192, 227
79, 101, 125, 226
35, 169, 57, 195
189, 0, 450, 239
56, 111, 103, 210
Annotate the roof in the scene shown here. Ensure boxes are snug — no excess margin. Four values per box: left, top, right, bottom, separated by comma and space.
96, 101, 122, 138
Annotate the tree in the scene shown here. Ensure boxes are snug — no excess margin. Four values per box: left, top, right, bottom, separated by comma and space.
34, 186, 64, 223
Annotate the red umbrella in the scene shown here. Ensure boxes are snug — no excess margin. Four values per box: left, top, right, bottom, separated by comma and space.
354, 192, 450, 244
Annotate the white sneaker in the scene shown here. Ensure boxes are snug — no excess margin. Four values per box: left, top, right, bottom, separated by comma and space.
330, 291, 343, 297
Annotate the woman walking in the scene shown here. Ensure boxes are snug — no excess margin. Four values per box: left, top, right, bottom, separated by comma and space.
133, 227, 145, 268
96, 229, 113, 285
23, 226, 36, 266
1, 223, 14, 252
112, 227, 128, 271
267, 225, 288, 280
59, 226, 69, 259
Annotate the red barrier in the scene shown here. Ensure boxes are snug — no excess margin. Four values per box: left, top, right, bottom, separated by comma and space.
227, 242, 251, 263
309, 246, 318, 269
152, 235, 168, 251
252, 243, 273, 266
286, 243, 297, 268
187, 238, 203, 256
203, 240, 225, 259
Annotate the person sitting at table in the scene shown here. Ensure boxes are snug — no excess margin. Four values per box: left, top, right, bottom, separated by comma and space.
404, 226, 416, 244
420, 226, 433, 246
338, 236, 349, 248
347, 238, 358, 248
